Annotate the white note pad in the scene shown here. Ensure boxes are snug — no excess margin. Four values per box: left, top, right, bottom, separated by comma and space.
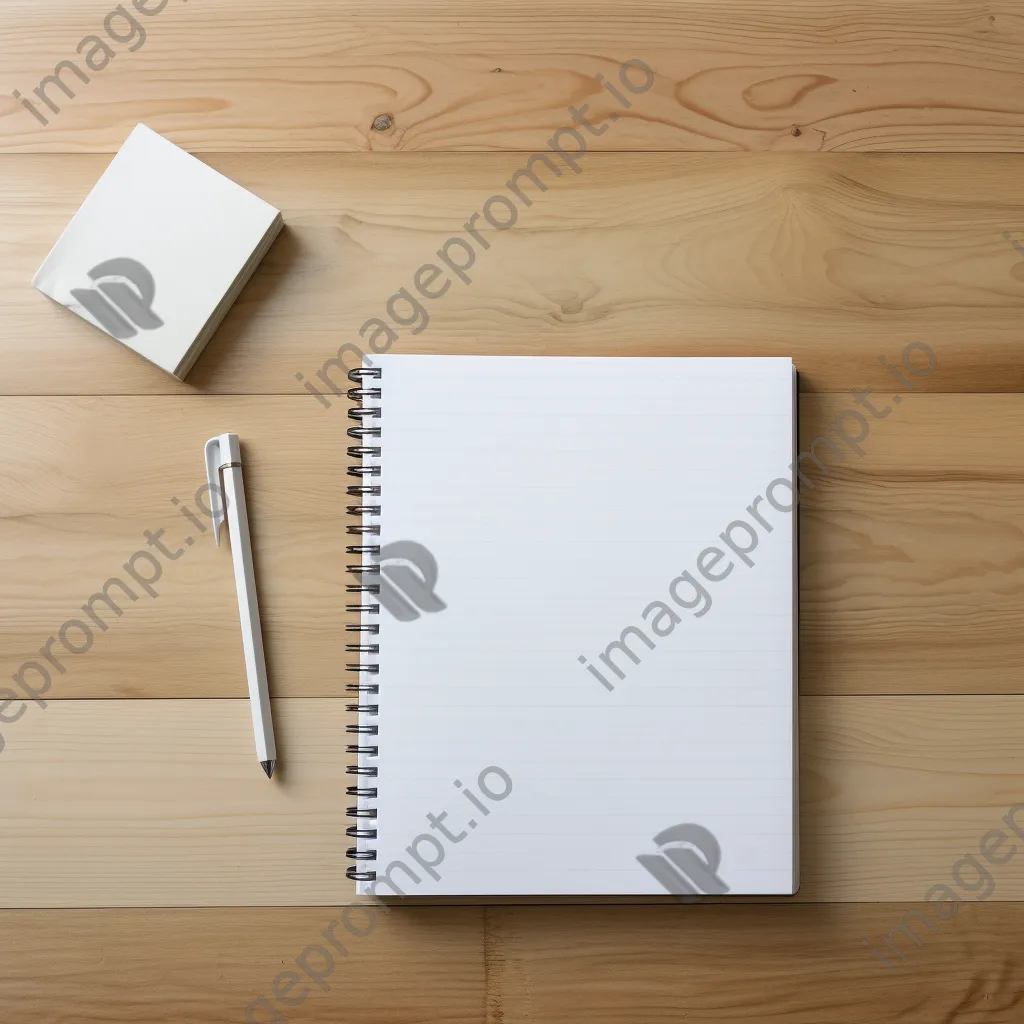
356, 355, 798, 898
33, 123, 282, 379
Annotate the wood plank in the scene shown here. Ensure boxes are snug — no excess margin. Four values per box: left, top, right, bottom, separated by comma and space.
0, 397, 349, 700
4, 696, 1024, 905
2, 1, 1024, 153
3, 153, 1024, 396
800, 394, 1024, 695
799, 695, 1024, 902
0, 906, 485, 1024
488, 903, 1024, 1023
2, 904, 1022, 1024
2, 393, 1023, 700
0, 699, 349, 907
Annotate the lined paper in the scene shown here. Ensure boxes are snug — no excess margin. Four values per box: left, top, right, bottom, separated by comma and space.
358, 356, 797, 897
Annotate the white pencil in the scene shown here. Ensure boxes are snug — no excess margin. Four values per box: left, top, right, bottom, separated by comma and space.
205, 433, 278, 778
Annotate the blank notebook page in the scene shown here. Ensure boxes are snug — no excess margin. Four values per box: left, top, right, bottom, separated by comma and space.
355, 355, 797, 898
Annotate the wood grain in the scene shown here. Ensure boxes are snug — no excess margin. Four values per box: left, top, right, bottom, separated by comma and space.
2, 1, 1024, 154
1, 903, 1023, 1023
0, 906, 486, 1024
4, 154, 1024, 396
4, 695, 1024, 906
0, 699, 349, 907
486, 903, 1024, 1023
2, 0, 1022, 1016
800, 695, 1024, 902
800, 394, 1024, 695
2, 394, 1023, 700
0, 397, 349, 700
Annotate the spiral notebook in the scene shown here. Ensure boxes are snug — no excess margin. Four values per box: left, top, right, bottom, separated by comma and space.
347, 355, 798, 898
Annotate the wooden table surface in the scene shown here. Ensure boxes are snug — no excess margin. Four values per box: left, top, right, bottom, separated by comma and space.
2, 1, 1024, 1021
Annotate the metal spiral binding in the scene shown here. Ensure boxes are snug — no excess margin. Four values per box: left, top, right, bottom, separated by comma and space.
345, 365, 381, 883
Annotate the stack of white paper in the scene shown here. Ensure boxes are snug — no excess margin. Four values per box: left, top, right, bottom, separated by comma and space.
33, 124, 282, 379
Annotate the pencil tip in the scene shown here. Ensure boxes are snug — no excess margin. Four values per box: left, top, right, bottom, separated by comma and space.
261, 760, 276, 779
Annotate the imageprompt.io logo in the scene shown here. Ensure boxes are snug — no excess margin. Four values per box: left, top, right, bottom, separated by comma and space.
71, 258, 164, 340
377, 541, 447, 622
637, 823, 730, 899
